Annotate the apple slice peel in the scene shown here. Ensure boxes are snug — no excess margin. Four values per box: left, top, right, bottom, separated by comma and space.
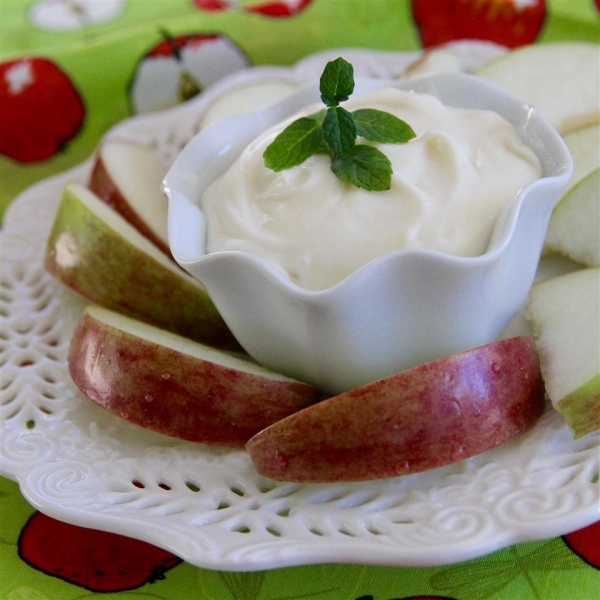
526, 268, 600, 438
246, 336, 546, 483
68, 305, 322, 448
45, 183, 239, 349
89, 140, 171, 255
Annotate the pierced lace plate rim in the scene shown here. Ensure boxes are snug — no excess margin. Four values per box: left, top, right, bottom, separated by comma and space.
1, 46, 598, 572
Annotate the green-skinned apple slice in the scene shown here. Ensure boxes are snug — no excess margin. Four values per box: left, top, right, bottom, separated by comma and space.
526, 268, 600, 438
476, 42, 600, 134
246, 336, 545, 483
562, 124, 600, 195
88, 139, 170, 255
545, 168, 599, 267
69, 305, 321, 448
45, 183, 239, 349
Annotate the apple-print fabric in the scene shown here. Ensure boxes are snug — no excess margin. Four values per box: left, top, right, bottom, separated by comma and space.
1, 476, 599, 598
1, 0, 599, 219
1, 1, 599, 599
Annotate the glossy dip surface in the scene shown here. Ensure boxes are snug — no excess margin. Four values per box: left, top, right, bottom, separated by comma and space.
200, 87, 542, 290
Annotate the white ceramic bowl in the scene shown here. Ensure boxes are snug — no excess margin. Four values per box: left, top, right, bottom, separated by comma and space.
164, 72, 572, 394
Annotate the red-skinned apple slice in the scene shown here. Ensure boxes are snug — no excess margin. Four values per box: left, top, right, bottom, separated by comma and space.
246, 337, 545, 483
69, 305, 322, 448
88, 140, 170, 255
45, 183, 239, 349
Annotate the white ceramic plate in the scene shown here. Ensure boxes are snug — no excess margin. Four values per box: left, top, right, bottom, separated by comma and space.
1, 47, 598, 571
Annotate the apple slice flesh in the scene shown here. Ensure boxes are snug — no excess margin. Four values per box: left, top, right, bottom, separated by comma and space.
476, 42, 600, 134
246, 337, 545, 483
562, 124, 600, 195
200, 81, 299, 127
69, 305, 322, 448
45, 183, 239, 349
89, 140, 170, 255
402, 41, 507, 78
526, 268, 600, 438
545, 169, 600, 267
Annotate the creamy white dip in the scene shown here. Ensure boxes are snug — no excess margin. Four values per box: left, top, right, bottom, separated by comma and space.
200, 87, 542, 290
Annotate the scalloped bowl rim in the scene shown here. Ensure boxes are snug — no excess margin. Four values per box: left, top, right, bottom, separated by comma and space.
164, 71, 572, 301
163, 71, 572, 392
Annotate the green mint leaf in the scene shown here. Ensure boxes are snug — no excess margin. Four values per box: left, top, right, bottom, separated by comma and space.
322, 106, 357, 156
315, 136, 331, 155
352, 108, 417, 144
263, 117, 323, 171
319, 57, 355, 107
263, 56, 416, 192
331, 145, 392, 191
307, 108, 327, 123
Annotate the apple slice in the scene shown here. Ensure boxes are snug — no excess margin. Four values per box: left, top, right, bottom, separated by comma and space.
200, 81, 299, 127
69, 305, 322, 448
246, 337, 545, 483
526, 268, 600, 438
45, 183, 239, 349
88, 140, 170, 255
402, 41, 507, 78
476, 42, 600, 134
545, 169, 599, 267
562, 124, 600, 194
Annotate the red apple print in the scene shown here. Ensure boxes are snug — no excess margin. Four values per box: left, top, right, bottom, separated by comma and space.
129, 32, 249, 114
18, 512, 182, 592
0, 57, 85, 163
563, 521, 600, 569
193, 0, 314, 18
412, 0, 547, 49
246, 0, 314, 17
193, 0, 231, 9
356, 594, 455, 600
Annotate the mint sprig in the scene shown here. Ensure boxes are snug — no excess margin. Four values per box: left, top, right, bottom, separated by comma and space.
332, 145, 393, 191
319, 56, 354, 105
263, 57, 416, 191
263, 118, 323, 172
322, 106, 356, 155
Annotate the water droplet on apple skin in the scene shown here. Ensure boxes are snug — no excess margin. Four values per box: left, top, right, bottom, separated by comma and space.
452, 445, 466, 461
394, 461, 411, 476
491, 362, 501, 374
144, 394, 154, 403
274, 450, 289, 467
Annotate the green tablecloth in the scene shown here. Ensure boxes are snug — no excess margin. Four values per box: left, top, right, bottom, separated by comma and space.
1, 1, 599, 598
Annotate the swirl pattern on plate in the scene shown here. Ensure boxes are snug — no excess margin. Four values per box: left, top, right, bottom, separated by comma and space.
1, 46, 598, 571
